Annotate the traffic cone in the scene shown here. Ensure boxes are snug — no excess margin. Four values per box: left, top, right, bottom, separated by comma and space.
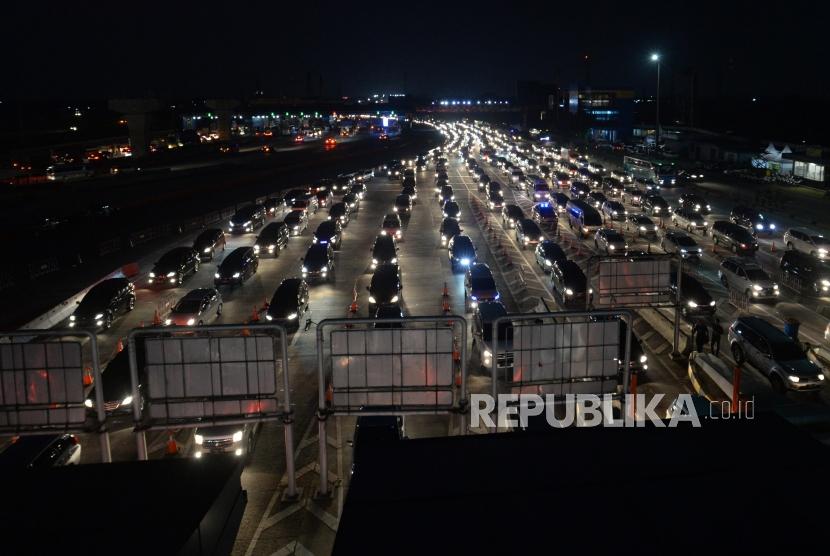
152, 309, 162, 326
83, 366, 93, 386
325, 382, 334, 406
349, 299, 359, 314
262, 297, 270, 311
250, 306, 260, 322
442, 296, 450, 313
770, 241, 776, 253
241, 323, 251, 337
442, 282, 449, 297
166, 432, 178, 456
116, 338, 124, 353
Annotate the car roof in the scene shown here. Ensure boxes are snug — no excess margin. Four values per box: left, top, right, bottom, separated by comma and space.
477, 301, 507, 321
452, 235, 474, 247
469, 263, 492, 277
316, 220, 337, 233
180, 288, 215, 301
306, 243, 330, 256
736, 316, 791, 342
277, 277, 303, 292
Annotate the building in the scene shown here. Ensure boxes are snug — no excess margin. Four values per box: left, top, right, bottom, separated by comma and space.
568, 88, 635, 143
790, 147, 829, 184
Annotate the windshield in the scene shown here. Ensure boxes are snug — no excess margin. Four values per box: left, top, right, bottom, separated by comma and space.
584, 212, 603, 226
482, 321, 512, 343
676, 236, 697, 247
744, 268, 769, 281
811, 235, 830, 246
172, 299, 201, 313
383, 217, 399, 227
306, 249, 327, 265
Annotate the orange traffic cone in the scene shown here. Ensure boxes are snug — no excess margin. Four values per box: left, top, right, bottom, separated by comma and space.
116, 338, 124, 353
770, 241, 776, 253
152, 309, 162, 326
166, 432, 178, 456
250, 306, 260, 322
83, 366, 93, 386
442, 282, 449, 297
241, 323, 251, 337
349, 299, 359, 314
442, 295, 450, 313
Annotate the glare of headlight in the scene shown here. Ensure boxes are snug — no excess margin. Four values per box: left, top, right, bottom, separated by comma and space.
233, 272, 241, 278
121, 396, 133, 406
84, 398, 93, 408
187, 318, 195, 326
195, 434, 204, 445
368, 296, 376, 303
232, 431, 243, 443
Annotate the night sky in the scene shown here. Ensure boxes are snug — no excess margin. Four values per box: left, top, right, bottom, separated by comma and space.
3, 0, 826, 100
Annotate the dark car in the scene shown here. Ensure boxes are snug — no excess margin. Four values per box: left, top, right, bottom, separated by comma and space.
642, 194, 670, 217
626, 214, 657, 239
531, 202, 558, 227
165, 288, 222, 326
587, 190, 607, 210
350, 181, 367, 199
502, 204, 525, 228
486, 181, 503, 197
229, 204, 266, 233
192, 228, 227, 261
440, 217, 462, 246
266, 278, 309, 331
85, 342, 144, 421
342, 192, 359, 212
371, 235, 398, 270
448, 235, 477, 271
283, 210, 308, 235
329, 202, 351, 226
678, 193, 711, 214
254, 222, 290, 257
780, 250, 830, 295
401, 184, 417, 202
516, 218, 543, 249
149, 247, 200, 287
313, 220, 343, 250
301, 243, 335, 282
478, 173, 491, 191
0, 434, 81, 469
351, 414, 404, 476
367, 264, 403, 313
283, 188, 308, 206
442, 200, 461, 220
661, 231, 703, 259
601, 177, 623, 197
394, 194, 413, 216
438, 184, 454, 203
550, 260, 589, 307
488, 191, 505, 211
535, 240, 567, 272
382, 213, 403, 239
316, 189, 334, 208
214, 247, 258, 286
569, 181, 590, 199
69, 278, 135, 330
730, 205, 776, 235
373, 305, 405, 328
711, 221, 758, 255
553, 192, 570, 213
464, 263, 499, 310
671, 271, 716, 318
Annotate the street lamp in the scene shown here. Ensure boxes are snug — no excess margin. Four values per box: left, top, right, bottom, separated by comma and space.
651, 53, 661, 149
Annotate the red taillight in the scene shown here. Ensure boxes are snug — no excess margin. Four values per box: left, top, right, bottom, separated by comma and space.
69, 435, 79, 445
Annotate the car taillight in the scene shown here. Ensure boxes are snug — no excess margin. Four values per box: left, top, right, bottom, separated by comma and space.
69, 435, 79, 445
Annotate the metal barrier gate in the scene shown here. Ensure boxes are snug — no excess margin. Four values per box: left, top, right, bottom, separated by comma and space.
127, 323, 296, 497
589, 254, 674, 308
0, 330, 111, 462
490, 310, 634, 400
316, 315, 468, 495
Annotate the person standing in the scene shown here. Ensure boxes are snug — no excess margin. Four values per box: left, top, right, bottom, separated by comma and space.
693, 321, 709, 354
710, 317, 723, 356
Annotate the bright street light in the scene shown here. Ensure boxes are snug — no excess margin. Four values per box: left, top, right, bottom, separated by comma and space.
650, 53, 661, 148
650, 53, 660, 62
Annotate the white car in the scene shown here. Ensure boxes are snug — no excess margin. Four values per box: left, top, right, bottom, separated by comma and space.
784, 228, 830, 258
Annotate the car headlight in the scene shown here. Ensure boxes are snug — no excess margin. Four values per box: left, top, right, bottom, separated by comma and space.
483, 349, 492, 359
461, 258, 470, 266
166, 272, 175, 278
121, 396, 133, 406
640, 226, 646, 231
819, 374, 825, 381
565, 288, 574, 296
639, 355, 648, 363
84, 398, 93, 408
372, 258, 379, 265
233, 272, 241, 278
214, 273, 220, 279
149, 272, 156, 278
69, 315, 76, 321
753, 284, 763, 291
756, 223, 763, 230
545, 260, 552, 267
788, 375, 800, 383
609, 245, 615, 250
232, 431, 244, 443
390, 295, 399, 303
391, 258, 397, 264
773, 284, 779, 290
186, 318, 195, 326
195, 434, 204, 445
368, 296, 376, 303
94, 313, 104, 320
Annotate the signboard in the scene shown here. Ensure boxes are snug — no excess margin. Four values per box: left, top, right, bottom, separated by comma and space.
596, 257, 673, 306
329, 327, 454, 411
0, 341, 86, 429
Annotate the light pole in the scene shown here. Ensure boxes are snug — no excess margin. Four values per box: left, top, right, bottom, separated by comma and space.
651, 53, 661, 150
